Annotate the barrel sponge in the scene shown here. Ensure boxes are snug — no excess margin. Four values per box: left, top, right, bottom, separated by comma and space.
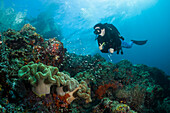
77, 81, 92, 103
18, 61, 58, 86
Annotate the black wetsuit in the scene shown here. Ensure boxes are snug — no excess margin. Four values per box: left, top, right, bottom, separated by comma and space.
97, 24, 122, 53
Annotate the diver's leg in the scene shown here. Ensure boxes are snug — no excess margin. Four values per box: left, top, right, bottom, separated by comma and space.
121, 40, 133, 48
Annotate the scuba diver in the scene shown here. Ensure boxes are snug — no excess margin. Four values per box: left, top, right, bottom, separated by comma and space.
93, 23, 147, 55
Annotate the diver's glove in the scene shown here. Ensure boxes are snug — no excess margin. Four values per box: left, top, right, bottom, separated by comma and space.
108, 48, 114, 54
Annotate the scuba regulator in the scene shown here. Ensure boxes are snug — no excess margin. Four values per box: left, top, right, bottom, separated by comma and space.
94, 28, 102, 40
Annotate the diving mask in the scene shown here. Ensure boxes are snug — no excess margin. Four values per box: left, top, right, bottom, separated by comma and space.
94, 28, 101, 35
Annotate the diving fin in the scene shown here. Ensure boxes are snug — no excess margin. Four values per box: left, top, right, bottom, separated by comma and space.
131, 40, 148, 45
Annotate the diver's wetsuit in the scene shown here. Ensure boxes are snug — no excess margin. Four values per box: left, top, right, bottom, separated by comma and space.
95, 23, 147, 54
97, 24, 122, 53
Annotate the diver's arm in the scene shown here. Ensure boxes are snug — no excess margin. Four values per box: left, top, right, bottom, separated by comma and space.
108, 37, 119, 54
99, 43, 103, 50
108, 41, 116, 53
99, 39, 115, 53
99, 42, 105, 50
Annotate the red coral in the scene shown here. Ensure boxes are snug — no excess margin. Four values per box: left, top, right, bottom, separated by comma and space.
95, 82, 121, 99
53, 93, 70, 111
32, 38, 66, 67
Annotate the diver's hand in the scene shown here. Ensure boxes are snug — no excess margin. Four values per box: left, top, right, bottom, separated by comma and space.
99, 43, 103, 50
109, 48, 114, 54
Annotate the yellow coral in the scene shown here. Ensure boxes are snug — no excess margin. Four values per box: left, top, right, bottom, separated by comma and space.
0, 84, 2, 91
114, 104, 130, 113
22, 24, 36, 31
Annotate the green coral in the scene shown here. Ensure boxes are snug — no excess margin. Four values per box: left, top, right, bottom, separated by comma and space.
74, 71, 96, 85
18, 61, 58, 86
113, 104, 137, 113
18, 62, 92, 103
18, 61, 59, 97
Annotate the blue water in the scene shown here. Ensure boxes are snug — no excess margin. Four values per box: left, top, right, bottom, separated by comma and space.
1, 0, 170, 75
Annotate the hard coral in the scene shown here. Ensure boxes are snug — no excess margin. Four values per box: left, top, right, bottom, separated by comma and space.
115, 85, 146, 112
20, 24, 36, 35
3, 24, 43, 50
95, 82, 122, 99
32, 38, 66, 67
92, 98, 137, 113
1, 24, 44, 72
113, 103, 137, 113
62, 53, 106, 75
45, 38, 66, 65
3, 29, 29, 50
74, 71, 96, 85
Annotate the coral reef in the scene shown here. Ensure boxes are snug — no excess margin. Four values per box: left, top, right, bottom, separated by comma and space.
1, 24, 66, 77
33, 38, 66, 67
62, 52, 106, 75
95, 82, 122, 99
1, 24, 44, 78
18, 61, 59, 96
92, 97, 136, 113
64, 57, 170, 113
17, 61, 91, 112
3, 24, 42, 50
18, 62, 92, 101
0, 24, 170, 113
74, 71, 96, 85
